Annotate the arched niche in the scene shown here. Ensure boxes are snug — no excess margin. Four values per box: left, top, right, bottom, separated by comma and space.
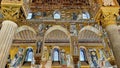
80, 48, 87, 61
42, 25, 72, 61
16, 25, 36, 34
52, 48, 60, 62
79, 26, 101, 35
14, 25, 37, 40
79, 46, 89, 65
82, 11, 90, 19
25, 47, 34, 62
44, 25, 71, 43
51, 46, 61, 64
78, 26, 102, 43
53, 10, 61, 19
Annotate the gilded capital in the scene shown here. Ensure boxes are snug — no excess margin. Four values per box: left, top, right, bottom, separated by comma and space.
100, 7, 119, 27
1, 0, 22, 20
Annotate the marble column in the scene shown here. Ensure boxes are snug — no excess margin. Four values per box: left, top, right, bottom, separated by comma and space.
100, 7, 120, 67
0, 20, 18, 68
105, 24, 120, 67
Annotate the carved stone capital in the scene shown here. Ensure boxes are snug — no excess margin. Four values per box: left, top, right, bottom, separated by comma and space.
1, 0, 22, 20
100, 7, 119, 27
101, 12, 116, 27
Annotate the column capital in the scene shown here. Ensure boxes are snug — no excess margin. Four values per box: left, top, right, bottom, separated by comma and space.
2, 20, 18, 27
1, 0, 23, 20
100, 7, 119, 27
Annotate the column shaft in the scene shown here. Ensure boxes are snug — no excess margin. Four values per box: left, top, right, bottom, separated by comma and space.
0, 20, 17, 68
105, 24, 120, 67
